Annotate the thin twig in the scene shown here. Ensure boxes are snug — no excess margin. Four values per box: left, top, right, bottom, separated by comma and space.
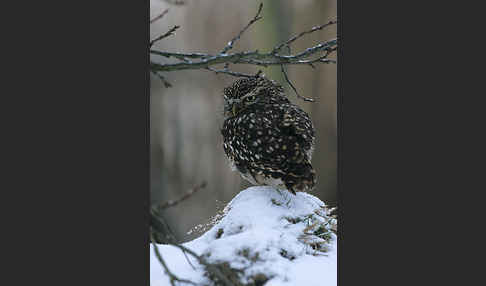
150, 214, 197, 270
149, 183, 236, 285
151, 70, 172, 88
150, 212, 177, 244
150, 8, 169, 24
281, 65, 315, 102
240, 57, 336, 66
151, 235, 197, 286
206, 66, 255, 78
284, 44, 317, 92
220, 2, 263, 54
150, 50, 210, 60
162, 0, 185, 5
273, 20, 337, 53
151, 217, 236, 286
171, 244, 236, 286
156, 181, 207, 210
150, 25, 180, 48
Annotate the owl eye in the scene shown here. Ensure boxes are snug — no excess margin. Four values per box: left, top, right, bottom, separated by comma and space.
246, 95, 257, 102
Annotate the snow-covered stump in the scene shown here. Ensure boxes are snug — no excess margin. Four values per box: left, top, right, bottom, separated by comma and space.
151, 186, 337, 286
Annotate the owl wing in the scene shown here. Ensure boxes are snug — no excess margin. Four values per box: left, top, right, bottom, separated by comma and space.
281, 105, 315, 154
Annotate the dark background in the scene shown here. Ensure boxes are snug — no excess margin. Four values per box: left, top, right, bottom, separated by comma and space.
150, 0, 337, 241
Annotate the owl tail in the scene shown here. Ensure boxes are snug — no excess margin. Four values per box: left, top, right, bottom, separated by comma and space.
284, 162, 316, 194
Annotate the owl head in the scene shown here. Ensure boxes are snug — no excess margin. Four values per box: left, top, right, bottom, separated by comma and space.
223, 74, 287, 118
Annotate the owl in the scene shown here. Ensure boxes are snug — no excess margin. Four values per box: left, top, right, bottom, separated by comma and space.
221, 74, 316, 194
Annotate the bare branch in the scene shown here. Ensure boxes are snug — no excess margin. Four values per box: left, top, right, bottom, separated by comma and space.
162, 0, 185, 5
151, 235, 197, 286
171, 244, 236, 286
156, 181, 207, 210
206, 66, 255, 78
151, 70, 172, 88
149, 2, 337, 102
151, 215, 236, 285
150, 25, 180, 48
238, 53, 337, 67
220, 2, 264, 54
150, 213, 197, 270
150, 189, 237, 286
151, 50, 209, 59
150, 38, 337, 73
150, 8, 169, 24
281, 65, 315, 102
273, 20, 337, 53
150, 211, 177, 244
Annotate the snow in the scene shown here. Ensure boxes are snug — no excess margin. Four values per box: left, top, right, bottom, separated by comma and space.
151, 186, 337, 286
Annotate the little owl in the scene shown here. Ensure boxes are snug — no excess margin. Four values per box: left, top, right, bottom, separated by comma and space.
221, 74, 316, 194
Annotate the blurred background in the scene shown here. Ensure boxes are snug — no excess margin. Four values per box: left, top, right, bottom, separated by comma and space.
150, 0, 337, 242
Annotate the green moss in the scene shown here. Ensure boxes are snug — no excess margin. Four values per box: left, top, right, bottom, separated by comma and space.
279, 249, 295, 261
285, 216, 302, 224
216, 228, 224, 239
271, 198, 282, 206
249, 273, 269, 286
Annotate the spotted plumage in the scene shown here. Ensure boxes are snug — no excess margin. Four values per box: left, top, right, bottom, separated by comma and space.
221, 74, 316, 194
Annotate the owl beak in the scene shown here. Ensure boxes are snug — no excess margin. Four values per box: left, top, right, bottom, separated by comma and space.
224, 102, 240, 117
224, 104, 231, 117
